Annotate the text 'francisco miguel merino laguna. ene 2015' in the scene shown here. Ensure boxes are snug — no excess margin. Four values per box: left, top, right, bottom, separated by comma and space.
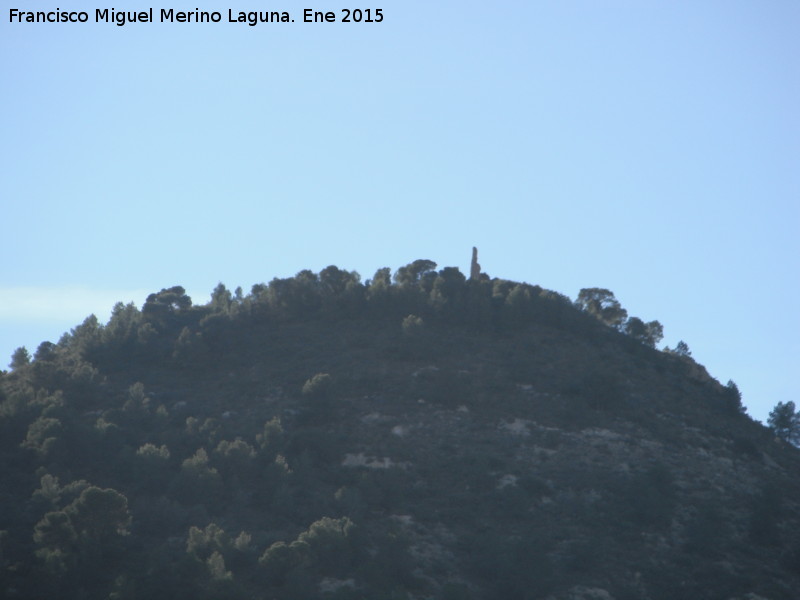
8, 8, 297, 27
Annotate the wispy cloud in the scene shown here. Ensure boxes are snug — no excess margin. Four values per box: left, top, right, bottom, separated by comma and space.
0, 286, 208, 363
0, 286, 152, 322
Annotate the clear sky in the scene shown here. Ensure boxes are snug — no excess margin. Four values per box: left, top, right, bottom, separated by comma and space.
2, 1, 798, 422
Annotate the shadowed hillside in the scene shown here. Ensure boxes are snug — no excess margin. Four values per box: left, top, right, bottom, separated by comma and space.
1, 258, 798, 600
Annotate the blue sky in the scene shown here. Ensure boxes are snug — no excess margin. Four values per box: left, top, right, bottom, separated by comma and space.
2, 1, 798, 422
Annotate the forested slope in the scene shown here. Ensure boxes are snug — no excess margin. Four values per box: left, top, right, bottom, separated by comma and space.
1, 259, 798, 600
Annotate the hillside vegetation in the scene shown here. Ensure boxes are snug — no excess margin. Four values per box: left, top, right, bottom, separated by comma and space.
1, 259, 799, 600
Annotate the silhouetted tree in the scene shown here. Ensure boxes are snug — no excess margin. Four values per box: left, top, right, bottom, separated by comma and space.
431, 267, 466, 313
724, 380, 745, 414
34, 341, 57, 362
319, 265, 357, 297
394, 259, 437, 287
297, 516, 357, 574
207, 550, 232, 581
103, 301, 142, 348
65, 314, 102, 357
172, 448, 223, 507
33, 510, 77, 574
66, 486, 131, 541
768, 401, 800, 445
142, 286, 192, 327
22, 417, 62, 457
367, 267, 391, 291
672, 340, 692, 357
9, 346, 30, 370
623, 317, 664, 347
575, 288, 628, 329
257, 417, 283, 452
210, 283, 233, 314
401, 315, 424, 337
187, 523, 230, 560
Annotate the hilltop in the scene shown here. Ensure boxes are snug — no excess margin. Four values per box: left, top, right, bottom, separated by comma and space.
1, 258, 799, 600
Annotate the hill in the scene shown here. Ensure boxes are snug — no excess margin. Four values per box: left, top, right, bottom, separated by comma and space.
1, 258, 799, 600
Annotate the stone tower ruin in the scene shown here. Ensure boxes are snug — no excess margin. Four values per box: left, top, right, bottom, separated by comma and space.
470, 247, 481, 280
